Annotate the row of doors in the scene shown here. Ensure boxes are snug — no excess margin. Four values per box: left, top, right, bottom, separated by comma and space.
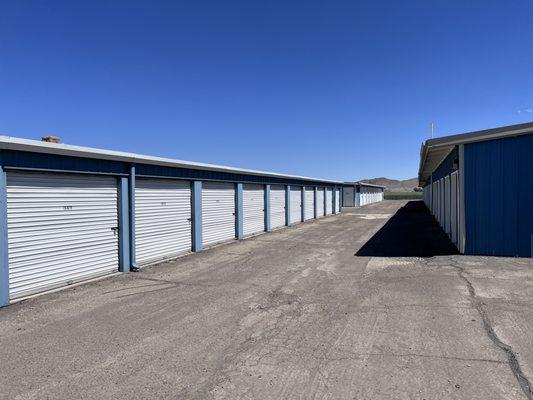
5, 172, 339, 299
359, 187, 383, 206
428, 172, 459, 246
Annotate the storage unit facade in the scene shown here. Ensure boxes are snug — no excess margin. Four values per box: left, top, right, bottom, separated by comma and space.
420, 123, 533, 257
342, 182, 385, 207
0, 136, 343, 305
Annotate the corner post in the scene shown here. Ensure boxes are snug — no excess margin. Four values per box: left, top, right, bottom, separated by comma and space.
0, 166, 9, 307
235, 183, 243, 239
118, 176, 130, 273
192, 181, 203, 252
264, 184, 271, 232
285, 185, 291, 226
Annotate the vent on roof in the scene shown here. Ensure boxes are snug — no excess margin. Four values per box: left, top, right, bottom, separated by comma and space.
41, 136, 61, 143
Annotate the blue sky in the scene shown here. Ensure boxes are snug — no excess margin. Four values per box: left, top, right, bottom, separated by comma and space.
1, 1, 532, 181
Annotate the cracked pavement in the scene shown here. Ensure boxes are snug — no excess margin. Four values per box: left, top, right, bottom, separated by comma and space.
0, 200, 532, 399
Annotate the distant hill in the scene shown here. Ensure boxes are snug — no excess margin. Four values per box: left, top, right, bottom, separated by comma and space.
360, 177, 419, 192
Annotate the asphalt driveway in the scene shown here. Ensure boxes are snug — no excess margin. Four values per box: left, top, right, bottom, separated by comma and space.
1, 200, 532, 399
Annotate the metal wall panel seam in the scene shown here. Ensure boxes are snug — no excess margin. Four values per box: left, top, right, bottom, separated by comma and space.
0, 166, 9, 306
192, 181, 202, 252
118, 176, 130, 273
264, 185, 271, 232
236, 183, 243, 240
284, 185, 290, 224
128, 164, 139, 271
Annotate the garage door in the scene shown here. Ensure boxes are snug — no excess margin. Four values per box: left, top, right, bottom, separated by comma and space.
335, 188, 341, 212
316, 188, 325, 217
444, 176, 451, 235
450, 172, 458, 245
326, 188, 333, 215
7, 172, 119, 299
304, 188, 314, 220
342, 187, 354, 207
270, 185, 286, 229
243, 184, 264, 236
202, 182, 235, 247
135, 178, 191, 266
290, 186, 302, 224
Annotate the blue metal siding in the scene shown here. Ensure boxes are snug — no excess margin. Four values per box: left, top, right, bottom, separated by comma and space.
137, 163, 336, 187
0, 150, 128, 175
464, 134, 533, 257
0, 150, 338, 188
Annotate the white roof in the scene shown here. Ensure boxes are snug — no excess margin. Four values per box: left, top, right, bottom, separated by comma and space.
0, 135, 343, 184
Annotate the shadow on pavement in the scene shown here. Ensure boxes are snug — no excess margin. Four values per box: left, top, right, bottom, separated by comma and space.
356, 200, 459, 257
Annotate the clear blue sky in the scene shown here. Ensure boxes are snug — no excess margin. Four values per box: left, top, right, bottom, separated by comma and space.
1, 1, 532, 181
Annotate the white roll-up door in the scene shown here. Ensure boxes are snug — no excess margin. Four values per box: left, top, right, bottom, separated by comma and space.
270, 185, 286, 229
431, 182, 439, 217
326, 188, 333, 215
316, 189, 325, 217
451, 172, 458, 245
7, 172, 119, 299
135, 178, 191, 266
444, 176, 451, 235
304, 188, 314, 220
439, 178, 446, 229
243, 184, 264, 236
335, 188, 341, 212
202, 182, 235, 247
342, 187, 354, 207
289, 187, 302, 224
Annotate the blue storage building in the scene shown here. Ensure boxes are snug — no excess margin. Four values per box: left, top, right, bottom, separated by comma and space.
0, 136, 343, 306
419, 122, 533, 257
342, 182, 385, 208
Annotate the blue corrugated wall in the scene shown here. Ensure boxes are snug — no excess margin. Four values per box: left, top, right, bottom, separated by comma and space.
464, 134, 533, 257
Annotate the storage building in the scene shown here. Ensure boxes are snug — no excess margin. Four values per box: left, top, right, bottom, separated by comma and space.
0, 136, 342, 306
419, 122, 533, 257
342, 182, 385, 207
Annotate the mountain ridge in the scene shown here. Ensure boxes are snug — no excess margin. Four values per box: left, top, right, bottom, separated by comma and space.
359, 177, 419, 192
